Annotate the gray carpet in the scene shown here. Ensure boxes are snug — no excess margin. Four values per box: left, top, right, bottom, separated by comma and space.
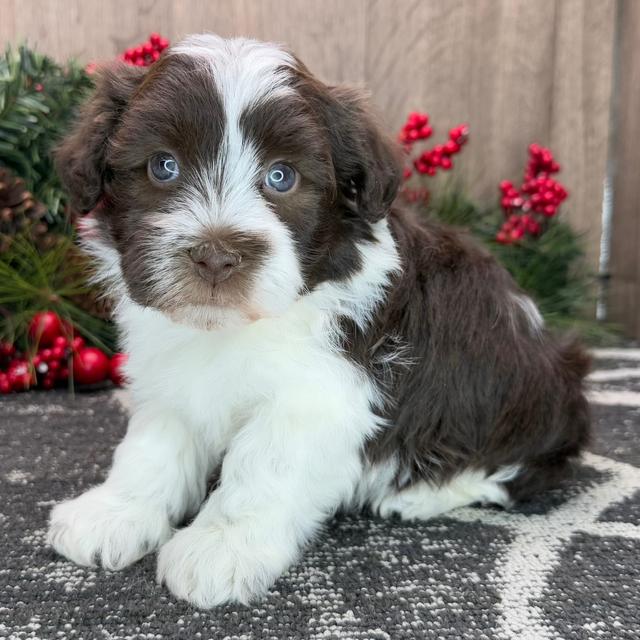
1, 349, 639, 639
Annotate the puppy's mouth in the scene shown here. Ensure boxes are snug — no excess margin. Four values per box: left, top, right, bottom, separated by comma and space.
147, 273, 265, 330
152, 266, 260, 325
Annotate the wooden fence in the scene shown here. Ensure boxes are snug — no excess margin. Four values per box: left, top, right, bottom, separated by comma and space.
1, 0, 638, 336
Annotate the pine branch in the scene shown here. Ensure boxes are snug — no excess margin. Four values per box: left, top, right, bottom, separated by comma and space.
0, 234, 116, 352
0, 44, 93, 225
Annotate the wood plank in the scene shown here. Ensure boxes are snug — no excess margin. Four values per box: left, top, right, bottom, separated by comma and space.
609, 0, 640, 337
0, 0, 16, 50
366, 0, 558, 206
549, 0, 616, 274
170, 0, 366, 83
7, 0, 173, 62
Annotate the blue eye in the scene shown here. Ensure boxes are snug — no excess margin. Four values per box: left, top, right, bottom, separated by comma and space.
264, 162, 297, 193
148, 153, 180, 183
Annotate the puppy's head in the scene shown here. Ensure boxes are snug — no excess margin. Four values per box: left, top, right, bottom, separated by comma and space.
57, 34, 401, 328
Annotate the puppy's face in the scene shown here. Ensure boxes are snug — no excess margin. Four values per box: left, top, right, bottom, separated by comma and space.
57, 35, 400, 328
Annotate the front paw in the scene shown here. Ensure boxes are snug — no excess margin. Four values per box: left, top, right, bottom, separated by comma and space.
47, 485, 172, 570
157, 522, 291, 607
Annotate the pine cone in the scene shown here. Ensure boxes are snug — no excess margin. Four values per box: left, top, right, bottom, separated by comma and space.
0, 166, 53, 253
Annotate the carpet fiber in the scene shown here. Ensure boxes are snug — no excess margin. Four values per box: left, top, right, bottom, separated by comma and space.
2, 349, 639, 639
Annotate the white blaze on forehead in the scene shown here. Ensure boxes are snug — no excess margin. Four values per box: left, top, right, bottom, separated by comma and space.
170, 34, 295, 130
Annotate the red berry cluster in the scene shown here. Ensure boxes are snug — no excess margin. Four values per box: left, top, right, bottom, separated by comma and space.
399, 112, 433, 144
0, 311, 129, 394
121, 33, 169, 67
31, 334, 83, 390
413, 125, 469, 176
399, 112, 469, 181
525, 143, 561, 178
0, 343, 32, 393
496, 144, 568, 245
496, 213, 542, 244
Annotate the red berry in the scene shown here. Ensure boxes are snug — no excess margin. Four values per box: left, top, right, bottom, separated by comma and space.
28, 311, 63, 347
110, 353, 129, 387
71, 336, 86, 352
59, 367, 69, 380
53, 336, 68, 349
443, 140, 460, 155
0, 341, 16, 358
528, 220, 542, 235
40, 348, 53, 362
7, 360, 34, 391
73, 347, 111, 385
0, 373, 10, 394
150, 33, 161, 46
51, 346, 66, 360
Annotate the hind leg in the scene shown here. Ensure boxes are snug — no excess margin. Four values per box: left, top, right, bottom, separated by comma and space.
376, 466, 519, 521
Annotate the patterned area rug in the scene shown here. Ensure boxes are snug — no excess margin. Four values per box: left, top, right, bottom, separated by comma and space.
1, 349, 639, 640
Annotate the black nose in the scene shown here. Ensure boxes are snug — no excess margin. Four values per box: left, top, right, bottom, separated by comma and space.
188, 243, 241, 285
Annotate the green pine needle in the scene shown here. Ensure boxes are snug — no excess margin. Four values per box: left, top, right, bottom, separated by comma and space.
0, 234, 116, 353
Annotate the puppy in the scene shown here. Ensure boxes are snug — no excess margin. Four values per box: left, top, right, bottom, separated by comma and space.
48, 34, 590, 607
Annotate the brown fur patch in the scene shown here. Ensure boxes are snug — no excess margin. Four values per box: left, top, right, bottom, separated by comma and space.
343, 209, 590, 499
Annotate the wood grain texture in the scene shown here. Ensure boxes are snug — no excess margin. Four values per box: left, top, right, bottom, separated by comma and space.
0, 0, 631, 329
0, 0, 16, 47
550, 0, 615, 271
609, 0, 640, 338
366, 0, 558, 199
5, 0, 174, 62
170, 0, 367, 83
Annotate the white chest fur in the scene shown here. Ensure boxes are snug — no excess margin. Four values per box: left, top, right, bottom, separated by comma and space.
119, 291, 379, 457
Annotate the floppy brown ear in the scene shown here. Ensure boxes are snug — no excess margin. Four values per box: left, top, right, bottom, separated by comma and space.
55, 63, 146, 212
305, 83, 402, 222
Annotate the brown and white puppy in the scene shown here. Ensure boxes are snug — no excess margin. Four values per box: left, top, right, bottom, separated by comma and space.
47, 34, 590, 608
